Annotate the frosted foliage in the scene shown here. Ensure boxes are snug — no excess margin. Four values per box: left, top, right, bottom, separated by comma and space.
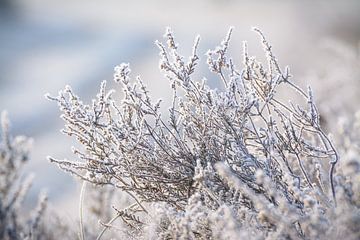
0, 112, 47, 240
47, 28, 360, 239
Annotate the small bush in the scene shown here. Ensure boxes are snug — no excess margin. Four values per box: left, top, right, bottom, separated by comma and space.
0, 112, 47, 240
44, 28, 360, 239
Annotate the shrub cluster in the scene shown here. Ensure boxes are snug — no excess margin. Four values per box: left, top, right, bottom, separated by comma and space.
1, 28, 359, 239
0, 112, 47, 240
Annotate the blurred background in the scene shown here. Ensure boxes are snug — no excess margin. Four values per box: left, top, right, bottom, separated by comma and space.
1, 0, 359, 218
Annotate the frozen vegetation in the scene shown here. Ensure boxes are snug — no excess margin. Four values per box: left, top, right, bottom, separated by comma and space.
1, 28, 360, 239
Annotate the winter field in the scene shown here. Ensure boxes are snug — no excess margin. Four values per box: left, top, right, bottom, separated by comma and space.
1, 1, 360, 239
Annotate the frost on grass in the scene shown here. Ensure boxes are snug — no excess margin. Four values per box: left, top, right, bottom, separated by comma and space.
0, 112, 47, 240
47, 28, 360, 239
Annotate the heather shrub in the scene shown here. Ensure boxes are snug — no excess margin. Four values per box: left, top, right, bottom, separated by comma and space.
46, 28, 360, 239
0, 112, 47, 240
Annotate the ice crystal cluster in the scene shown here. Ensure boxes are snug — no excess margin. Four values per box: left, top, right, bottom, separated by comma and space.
43, 28, 360, 239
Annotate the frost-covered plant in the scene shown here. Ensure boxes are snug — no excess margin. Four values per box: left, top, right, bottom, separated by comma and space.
0, 111, 47, 240
47, 28, 359, 239
337, 112, 360, 207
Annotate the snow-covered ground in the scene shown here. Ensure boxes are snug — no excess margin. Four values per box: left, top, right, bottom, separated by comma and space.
0, 0, 359, 216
